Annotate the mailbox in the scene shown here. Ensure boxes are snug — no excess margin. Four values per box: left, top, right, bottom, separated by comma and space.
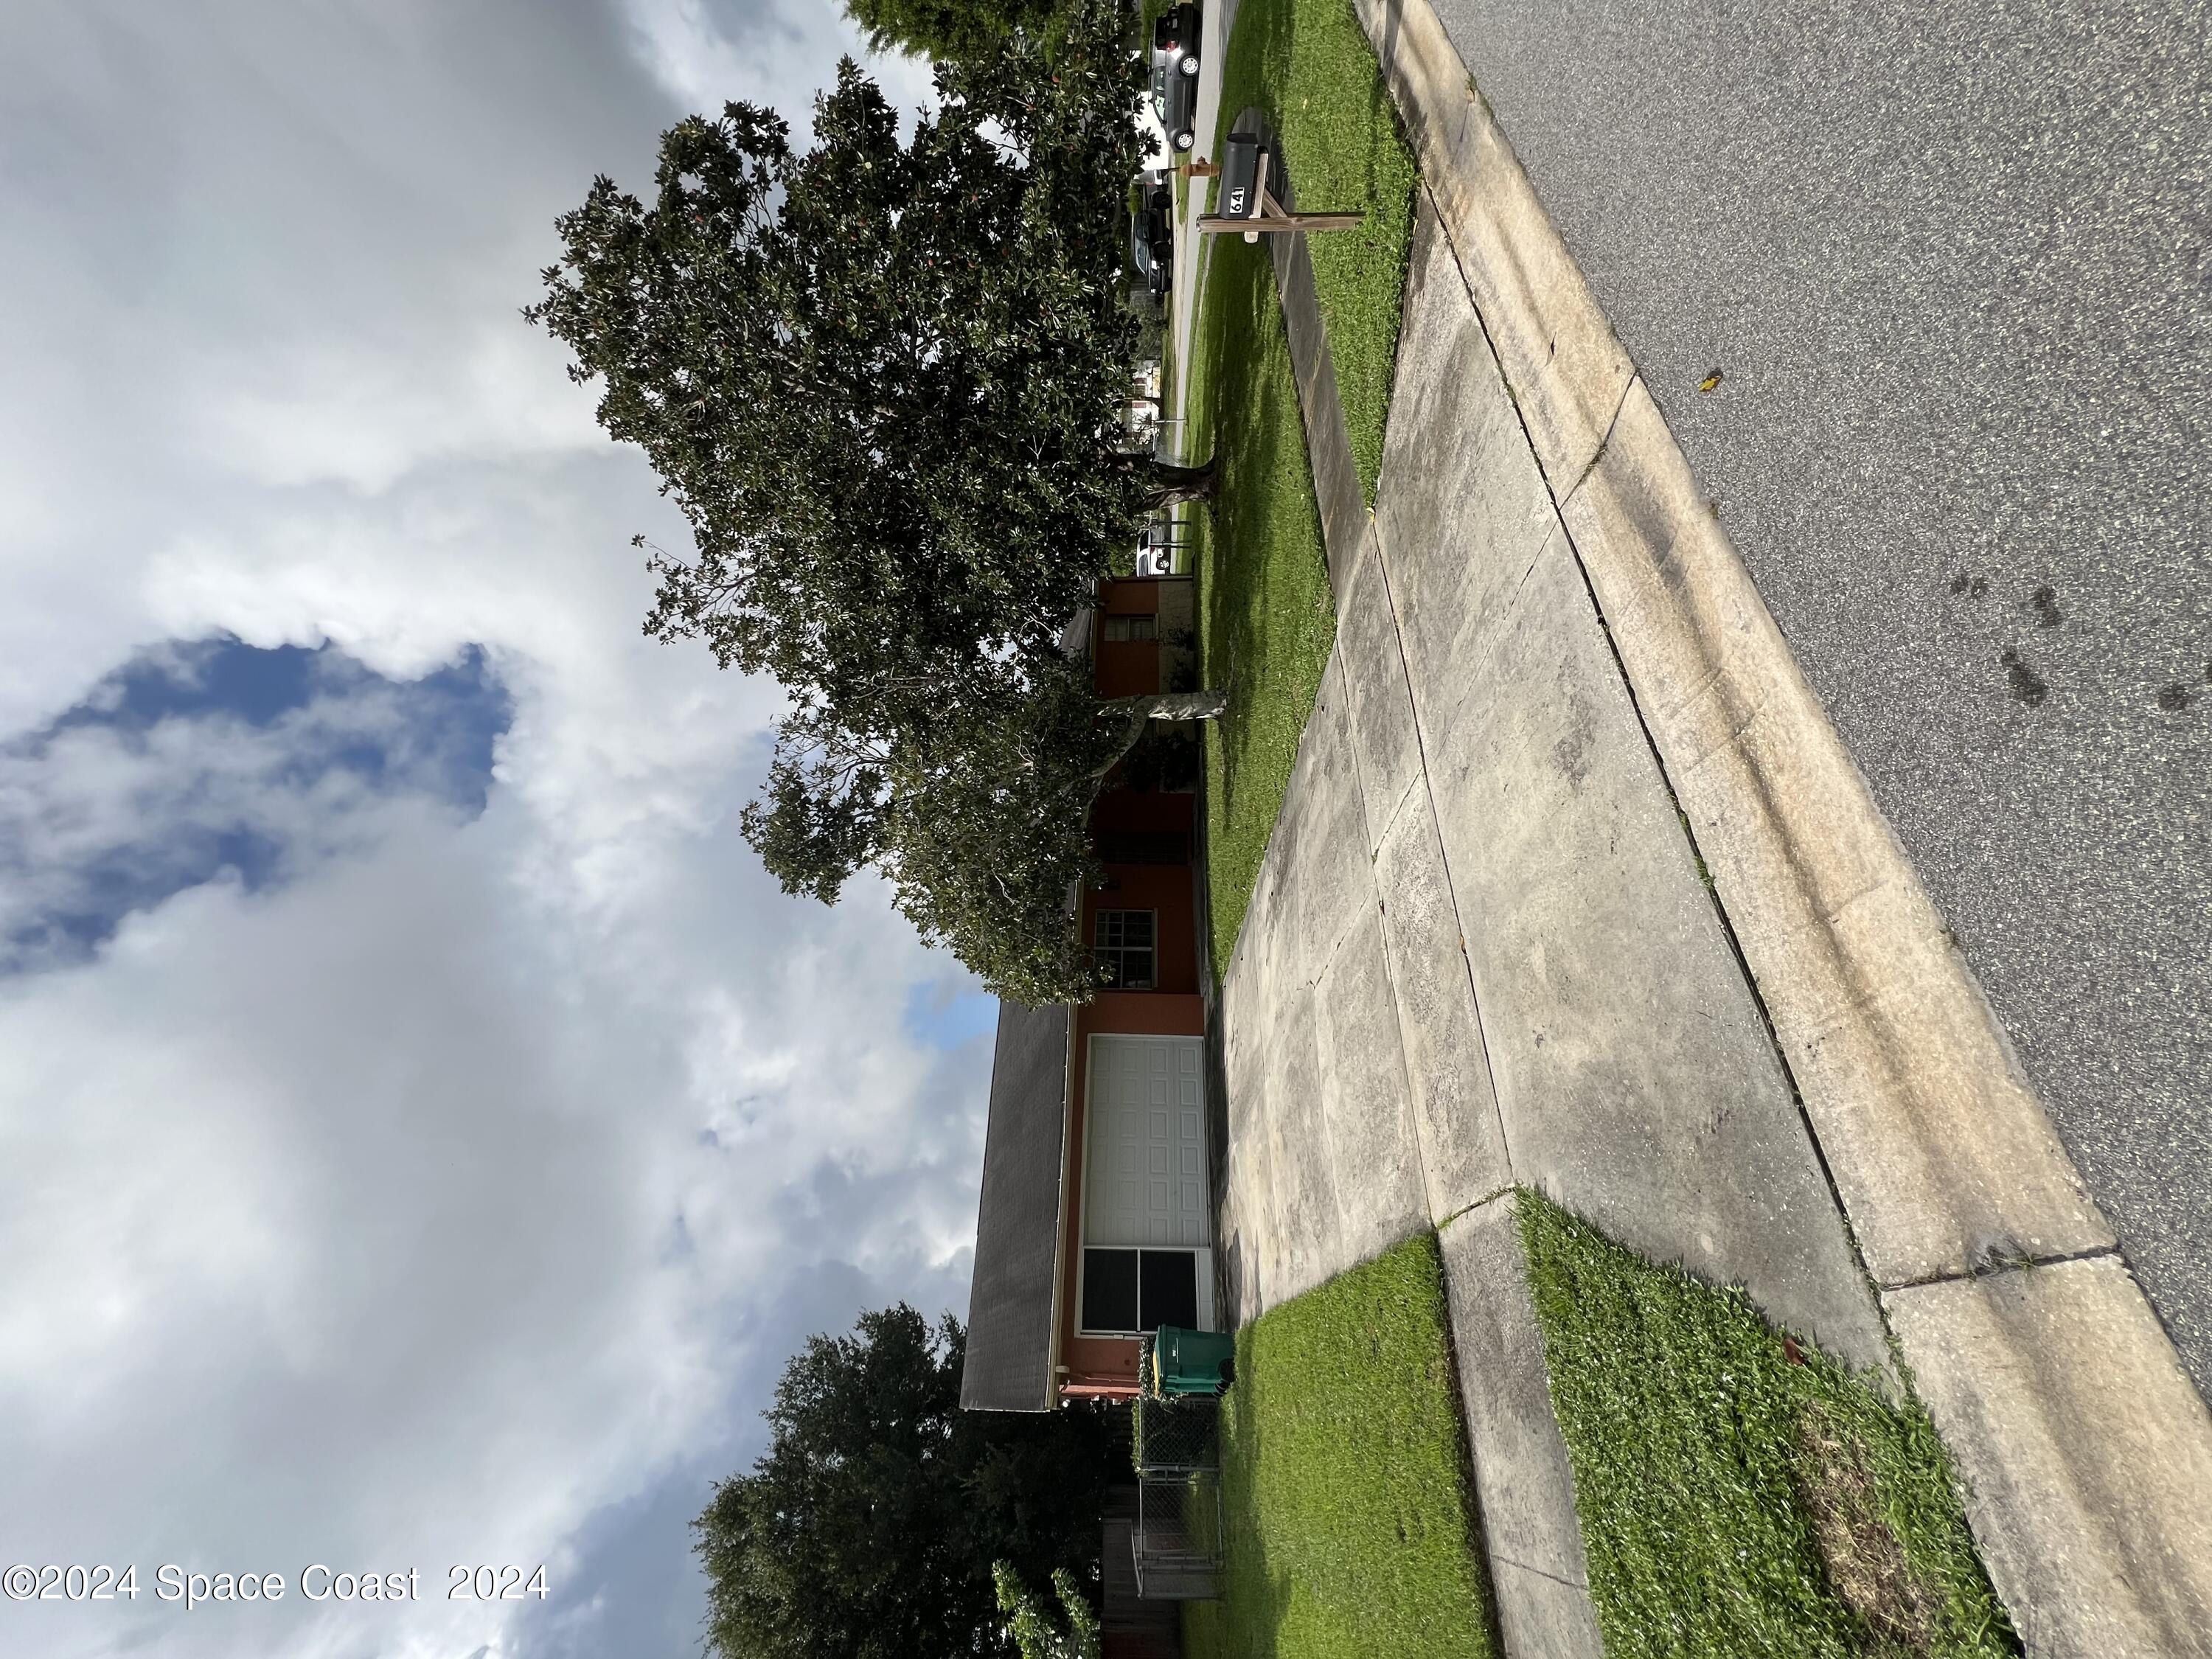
1218, 132, 1265, 221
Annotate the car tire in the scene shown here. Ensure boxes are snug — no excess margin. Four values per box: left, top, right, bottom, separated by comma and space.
1180, 55, 1200, 75
1174, 130, 1194, 151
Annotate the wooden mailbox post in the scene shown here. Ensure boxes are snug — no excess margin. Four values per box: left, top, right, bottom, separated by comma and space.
1187, 133, 1363, 243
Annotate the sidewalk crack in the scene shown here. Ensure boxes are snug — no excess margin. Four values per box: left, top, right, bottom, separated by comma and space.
1883, 1244, 2120, 1293
1436, 1185, 1515, 1232
1492, 1554, 1588, 1593
1366, 474, 1517, 1178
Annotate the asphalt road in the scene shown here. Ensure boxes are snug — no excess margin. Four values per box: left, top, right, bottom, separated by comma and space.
1425, 0, 2212, 1387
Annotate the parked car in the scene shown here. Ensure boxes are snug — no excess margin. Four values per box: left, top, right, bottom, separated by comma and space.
1150, 4, 1201, 153
1130, 170, 1175, 302
1135, 520, 1179, 576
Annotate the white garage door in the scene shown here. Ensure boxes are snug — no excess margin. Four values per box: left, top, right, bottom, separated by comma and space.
1084, 1034, 1208, 1248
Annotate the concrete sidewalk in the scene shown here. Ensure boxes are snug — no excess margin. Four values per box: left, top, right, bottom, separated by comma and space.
1206, 3, 2212, 1651
1217, 197, 1899, 1659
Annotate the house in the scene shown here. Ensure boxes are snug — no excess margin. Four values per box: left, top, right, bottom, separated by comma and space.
960, 567, 1216, 1413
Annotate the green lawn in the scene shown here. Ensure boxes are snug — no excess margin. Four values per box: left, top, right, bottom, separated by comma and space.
1182, 1236, 1498, 1659
1182, 0, 1419, 972
1520, 1194, 2020, 1659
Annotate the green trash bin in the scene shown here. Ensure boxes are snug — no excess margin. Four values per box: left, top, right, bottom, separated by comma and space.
1153, 1326, 1237, 1397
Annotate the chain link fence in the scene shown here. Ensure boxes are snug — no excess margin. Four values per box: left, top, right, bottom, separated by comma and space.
1132, 1391, 1220, 1474
1128, 1334, 1223, 1597
1133, 1471, 1222, 1599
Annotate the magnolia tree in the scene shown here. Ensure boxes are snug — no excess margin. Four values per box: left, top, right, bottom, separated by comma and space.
529, 0, 1221, 1004
693, 1308, 1121, 1659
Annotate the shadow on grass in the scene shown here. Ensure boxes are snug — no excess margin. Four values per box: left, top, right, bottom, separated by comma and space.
1184, 0, 1419, 970
1188, 234, 1333, 975
1182, 1235, 1499, 1659
1208, 0, 1419, 502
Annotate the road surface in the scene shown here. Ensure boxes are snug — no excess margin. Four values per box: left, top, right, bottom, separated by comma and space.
1429, 0, 2212, 1387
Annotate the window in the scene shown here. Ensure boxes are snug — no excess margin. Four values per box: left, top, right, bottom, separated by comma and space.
1102, 614, 1158, 643
1093, 909, 1156, 990
1080, 1248, 1200, 1335
1096, 831, 1189, 866
1081, 1248, 1138, 1332
1140, 1249, 1201, 1331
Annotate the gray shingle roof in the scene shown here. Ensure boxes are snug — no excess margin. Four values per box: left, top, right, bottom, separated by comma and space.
960, 1001, 1072, 1412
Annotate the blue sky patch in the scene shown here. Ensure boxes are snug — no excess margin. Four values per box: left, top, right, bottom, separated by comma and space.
901, 981, 998, 1051
0, 635, 513, 973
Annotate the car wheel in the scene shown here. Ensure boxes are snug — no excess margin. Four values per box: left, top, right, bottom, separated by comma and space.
1174, 130, 1194, 151
1180, 54, 1200, 75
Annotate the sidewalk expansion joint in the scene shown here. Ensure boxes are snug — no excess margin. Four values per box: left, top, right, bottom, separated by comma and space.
1561, 370, 1638, 506
1436, 1185, 1517, 1233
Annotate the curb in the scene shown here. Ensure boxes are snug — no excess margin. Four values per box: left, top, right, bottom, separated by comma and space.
1350, 0, 2212, 1650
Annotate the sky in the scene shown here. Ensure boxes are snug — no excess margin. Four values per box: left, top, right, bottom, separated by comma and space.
0, 4, 979, 1656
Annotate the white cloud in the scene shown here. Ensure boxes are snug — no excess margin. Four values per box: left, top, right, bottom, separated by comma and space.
616, 0, 938, 130
0, 0, 994, 1653
0, 749, 984, 1658
192, 324, 609, 496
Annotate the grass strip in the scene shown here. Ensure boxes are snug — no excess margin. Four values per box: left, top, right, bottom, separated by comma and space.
1520, 1192, 2020, 1659
1182, 0, 1417, 967
1208, 0, 1419, 502
1182, 1234, 1498, 1659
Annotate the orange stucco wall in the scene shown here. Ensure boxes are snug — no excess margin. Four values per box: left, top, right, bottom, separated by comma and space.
1051, 577, 1208, 1402
1094, 643, 1161, 698
1094, 580, 1162, 698
1099, 579, 1165, 615
1091, 788, 1194, 834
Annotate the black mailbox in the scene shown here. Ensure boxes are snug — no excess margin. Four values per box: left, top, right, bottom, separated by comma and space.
1218, 132, 1265, 221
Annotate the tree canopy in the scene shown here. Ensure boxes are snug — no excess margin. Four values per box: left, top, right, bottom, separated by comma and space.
843, 0, 1061, 64
695, 1306, 1123, 1659
529, 0, 1213, 1004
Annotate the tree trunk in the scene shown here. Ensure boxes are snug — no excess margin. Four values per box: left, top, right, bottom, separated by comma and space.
1116, 690, 1228, 721
1144, 457, 1218, 509
1090, 691, 1228, 780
